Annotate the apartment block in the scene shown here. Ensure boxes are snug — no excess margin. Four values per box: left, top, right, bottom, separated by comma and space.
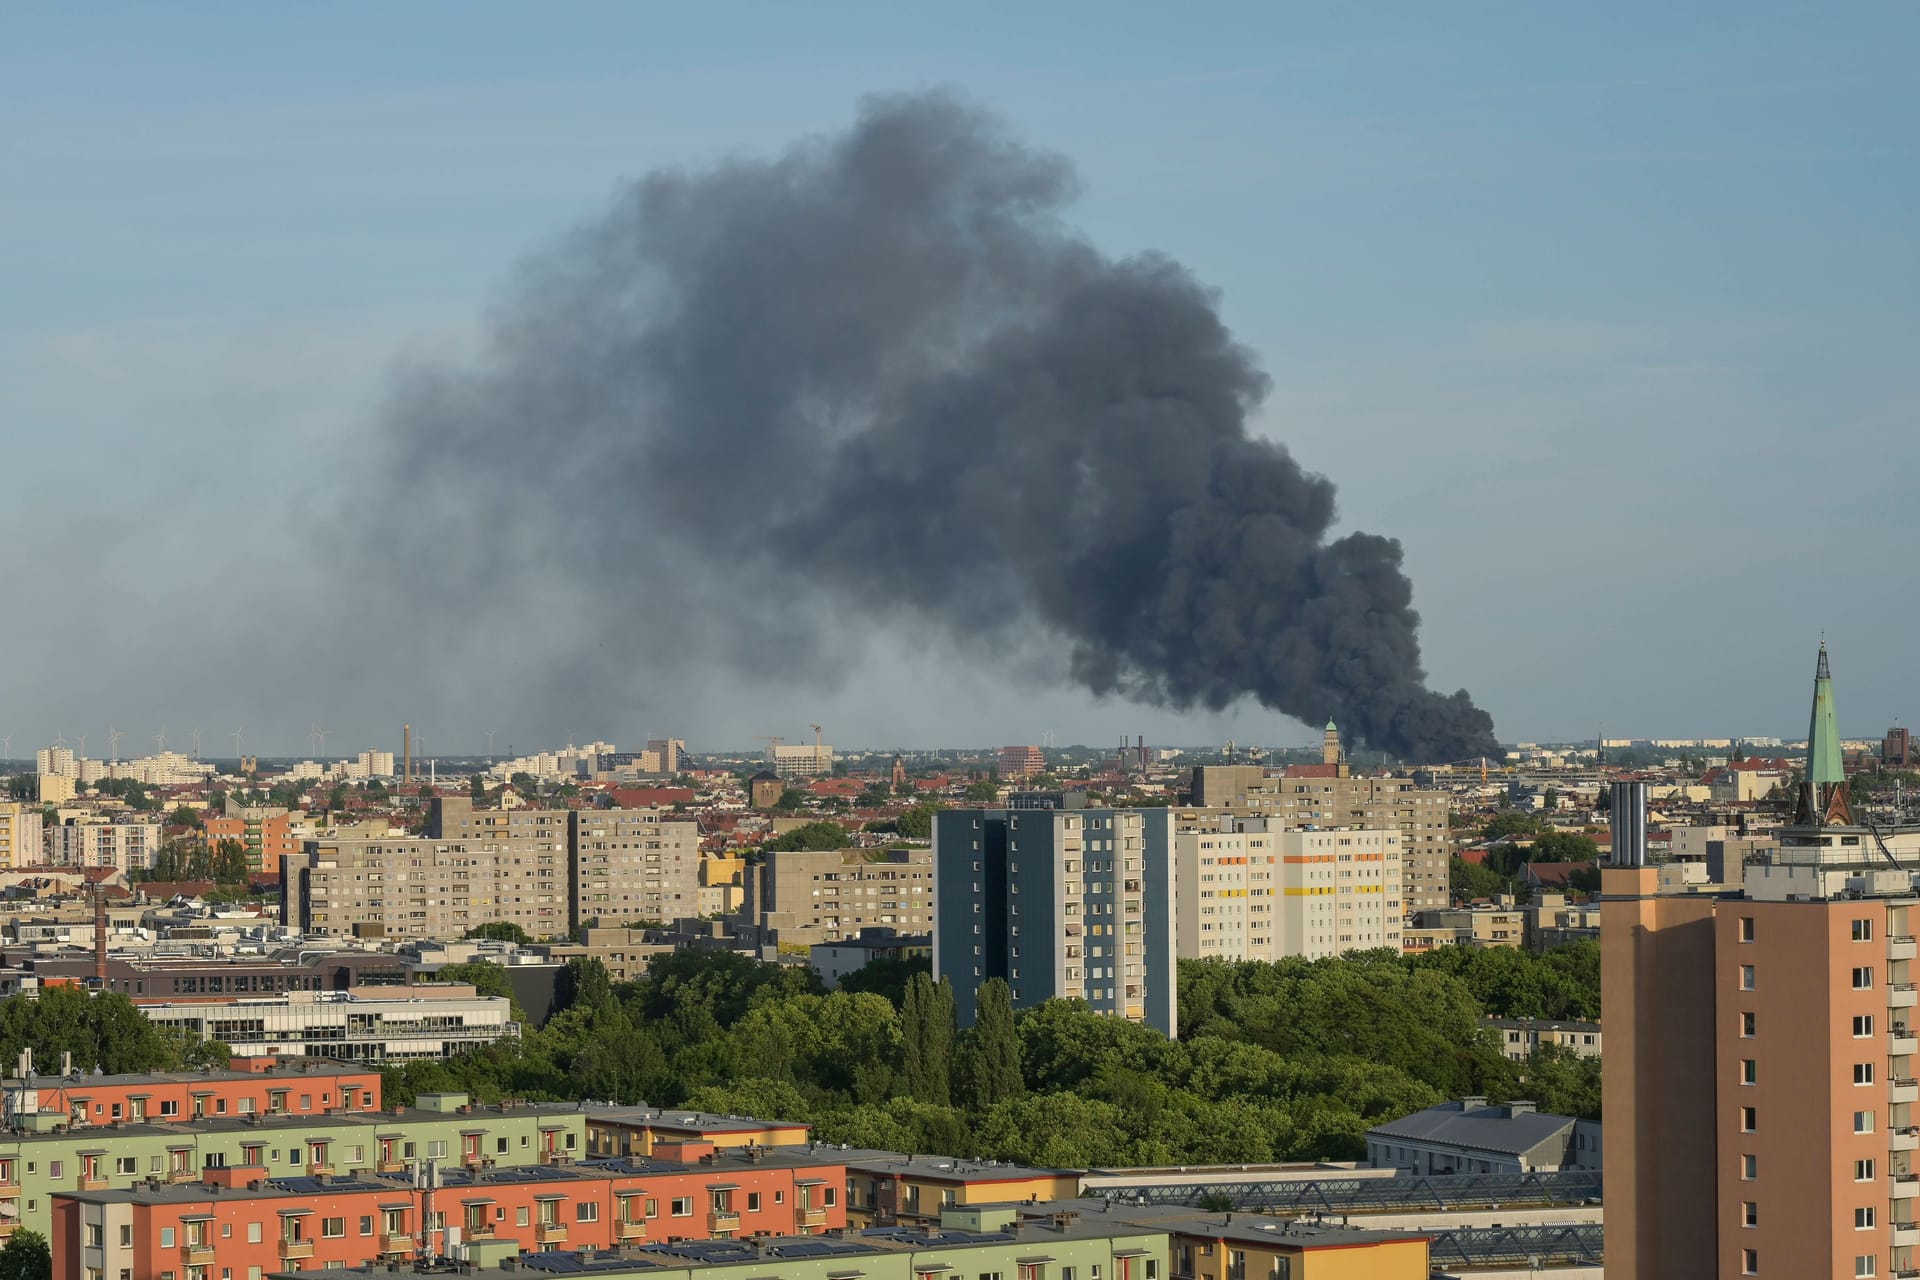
568, 808, 701, 930
932, 805, 1175, 1036
0, 803, 43, 871
1188, 738, 1451, 912
741, 846, 933, 948
45, 820, 161, 873
997, 745, 1045, 778
1606, 644, 1920, 1280
204, 807, 300, 876
283, 836, 569, 940
1175, 817, 1402, 961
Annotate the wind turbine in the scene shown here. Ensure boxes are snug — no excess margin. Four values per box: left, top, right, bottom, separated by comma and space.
314, 727, 328, 761
190, 729, 201, 761
1, 735, 12, 763
108, 728, 126, 763
486, 730, 496, 763
154, 728, 167, 754
74, 733, 87, 759
231, 728, 244, 761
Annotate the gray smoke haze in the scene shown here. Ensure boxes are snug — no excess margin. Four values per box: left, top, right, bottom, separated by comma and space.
349, 91, 1497, 762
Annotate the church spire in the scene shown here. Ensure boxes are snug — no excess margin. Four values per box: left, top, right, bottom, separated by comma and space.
1808, 641, 1844, 786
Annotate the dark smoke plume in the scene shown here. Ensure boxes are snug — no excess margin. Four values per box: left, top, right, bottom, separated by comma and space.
356, 91, 1497, 762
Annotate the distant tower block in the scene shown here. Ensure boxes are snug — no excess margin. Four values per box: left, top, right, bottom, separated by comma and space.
1322, 719, 1344, 766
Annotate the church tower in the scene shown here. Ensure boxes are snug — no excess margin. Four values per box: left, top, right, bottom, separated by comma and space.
1322, 719, 1344, 767
1792, 641, 1855, 826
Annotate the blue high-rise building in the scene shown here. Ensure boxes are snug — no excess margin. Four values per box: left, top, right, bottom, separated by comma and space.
932, 802, 1176, 1036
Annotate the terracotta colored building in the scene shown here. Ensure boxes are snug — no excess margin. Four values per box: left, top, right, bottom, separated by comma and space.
5, 1057, 381, 1130
52, 1144, 848, 1280
202, 812, 299, 877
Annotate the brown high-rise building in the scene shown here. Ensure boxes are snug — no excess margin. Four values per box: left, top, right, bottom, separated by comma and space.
1605, 644, 1920, 1280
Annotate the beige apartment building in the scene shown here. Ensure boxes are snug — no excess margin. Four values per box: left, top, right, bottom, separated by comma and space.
45, 818, 162, 872
285, 800, 699, 941
1174, 816, 1402, 961
1189, 730, 1451, 913
0, 802, 43, 871
742, 845, 933, 948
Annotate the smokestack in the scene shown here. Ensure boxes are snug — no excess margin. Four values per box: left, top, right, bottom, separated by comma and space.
403, 723, 412, 785
342, 92, 1498, 762
93, 886, 107, 985
1610, 781, 1649, 867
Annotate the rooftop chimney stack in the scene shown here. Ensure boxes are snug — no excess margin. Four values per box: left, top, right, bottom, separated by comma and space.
403, 723, 412, 785
1610, 780, 1649, 867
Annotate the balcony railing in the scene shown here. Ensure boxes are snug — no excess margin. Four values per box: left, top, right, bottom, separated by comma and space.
278, 1240, 315, 1260
383, 1235, 413, 1254
616, 1220, 647, 1241
708, 1210, 741, 1232
533, 1222, 568, 1245
184, 1246, 218, 1266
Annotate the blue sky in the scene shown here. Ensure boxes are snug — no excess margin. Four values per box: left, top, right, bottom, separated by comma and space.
3, 3, 1916, 755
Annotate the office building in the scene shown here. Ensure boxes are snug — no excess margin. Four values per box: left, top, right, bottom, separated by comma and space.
137, 983, 519, 1061
1605, 644, 1920, 1280
0, 803, 43, 871
646, 737, 686, 773
1174, 816, 1402, 961
741, 846, 933, 948
933, 806, 1175, 1036
1188, 727, 1451, 912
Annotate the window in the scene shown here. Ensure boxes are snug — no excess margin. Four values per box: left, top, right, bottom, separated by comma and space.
1742, 1248, 1757, 1275
1740, 1106, 1756, 1132
161, 1230, 175, 1250
247, 1225, 261, 1245
1742, 1201, 1757, 1227
1855, 1110, 1876, 1134
1742, 1154, 1758, 1180
321, 1219, 344, 1239
1856, 1207, 1877, 1229
574, 1203, 597, 1223
1855, 919, 1875, 941
1855, 1015, 1875, 1038
824, 1187, 837, 1207
120, 1227, 132, 1247
86, 1225, 103, 1250
671, 1198, 692, 1217
1856, 1063, 1876, 1085
1858, 1256, 1878, 1277
1739, 965, 1755, 991
359, 1218, 373, 1237
746, 1193, 761, 1212
1854, 967, 1875, 990
1742, 1011, 1756, 1037
117, 1157, 137, 1174
1857, 1159, 1876, 1181
1740, 1059, 1757, 1085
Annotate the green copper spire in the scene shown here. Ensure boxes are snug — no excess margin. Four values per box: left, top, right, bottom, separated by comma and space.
1808, 641, 1844, 786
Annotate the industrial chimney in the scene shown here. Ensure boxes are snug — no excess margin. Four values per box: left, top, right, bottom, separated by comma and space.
403, 723, 412, 785
93, 885, 108, 986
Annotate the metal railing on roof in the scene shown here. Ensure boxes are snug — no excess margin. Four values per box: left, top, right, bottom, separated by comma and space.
1426, 1222, 1604, 1268
1122, 1169, 1603, 1214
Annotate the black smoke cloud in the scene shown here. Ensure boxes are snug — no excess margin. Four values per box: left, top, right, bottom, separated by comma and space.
353, 91, 1497, 762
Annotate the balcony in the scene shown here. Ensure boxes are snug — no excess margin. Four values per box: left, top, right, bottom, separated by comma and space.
799, 1208, 828, 1228
1897, 1222, 1920, 1247
1894, 1127, 1920, 1151
708, 1210, 741, 1233
377, 1159, 407, 1174
167, 1169, 199, 1185
1897, 1027, 1919, 1056
184, 1245, 218, 1266
533, 1223, 568, 1246
306, 1163, 335, 1177
1896, 1175, 1920, 1199
1892, 985, 1918, 1010
383, 1235, 413, 1255
616, 1220, 648, 1242
1894, 936, 1918, 962
278, 1240, 315, 1261
78, 1176, 110, 1192
1895, 1079, 1920, 1106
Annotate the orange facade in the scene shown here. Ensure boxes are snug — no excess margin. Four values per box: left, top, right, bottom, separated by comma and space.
52, 1156, 849, 1280
28, 1061, 381, 1129
202, 813, 298, 876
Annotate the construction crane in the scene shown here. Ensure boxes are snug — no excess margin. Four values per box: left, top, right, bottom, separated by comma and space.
755, 735, 784, 762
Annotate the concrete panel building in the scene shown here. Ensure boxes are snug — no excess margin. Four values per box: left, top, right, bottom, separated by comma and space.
741, 846, 933, 948
45, 820, 161, 873
1175, 816, 1403, 961
568, 807, 701, 929
0, 803, 43, 872
933, 805, 1175, 1036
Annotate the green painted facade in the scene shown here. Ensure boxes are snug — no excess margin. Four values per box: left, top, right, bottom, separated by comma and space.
4, 1094, 584, 1238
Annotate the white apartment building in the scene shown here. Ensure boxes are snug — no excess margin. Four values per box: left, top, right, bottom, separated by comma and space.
1175, 816, 1402, 962
45, 820, 162, 873
768, 742, 835, 779
0, 803, 44, 871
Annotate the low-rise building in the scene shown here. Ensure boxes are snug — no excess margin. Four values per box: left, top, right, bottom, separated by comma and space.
809, 928, 931, 989
1488, 1017, 1602, 1061
743, 846, 933, 949
135, 985, 518, 1062
1364, 1097, 1601, 1175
